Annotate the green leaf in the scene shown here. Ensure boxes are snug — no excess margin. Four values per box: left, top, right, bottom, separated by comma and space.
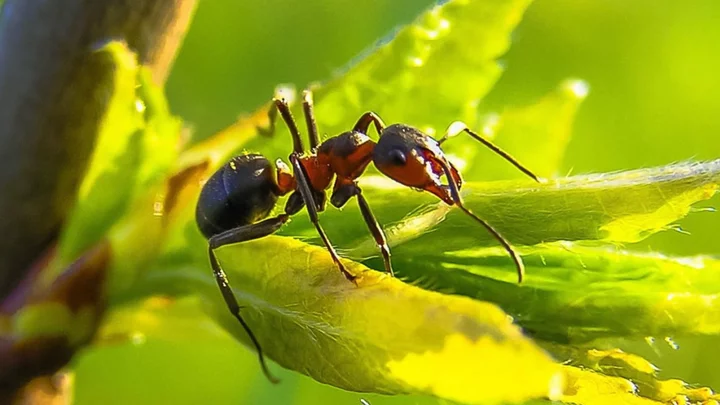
464, 78, 589, 181
75, 296, 449, 405
37, 41, 184, 298
277, 160, 720, 259
347, 161, 719, 342
55, 41, 142, 266
241, 0, 534, 162
120, 3, 554, 401
142, 236, 561, 404
55, 41, 181, 268
559, 365, 663, 405
277, 159, 720, 344
398, 159, 717, 248
547, 347, 720, 404
401, 242, 720, 342
52, 0, 720, 404
171, 0, 536, 176
0, 42, 183, 386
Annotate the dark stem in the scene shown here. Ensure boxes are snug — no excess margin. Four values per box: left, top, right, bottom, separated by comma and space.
0, 0, 197, 300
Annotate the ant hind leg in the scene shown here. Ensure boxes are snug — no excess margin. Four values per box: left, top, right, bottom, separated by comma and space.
208, 214, 290, 384
330, 182, 394, 277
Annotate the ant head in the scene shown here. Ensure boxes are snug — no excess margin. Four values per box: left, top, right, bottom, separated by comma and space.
373, 124, 461, 204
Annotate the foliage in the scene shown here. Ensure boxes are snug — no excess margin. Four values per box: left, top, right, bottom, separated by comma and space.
5, 0, 718, 404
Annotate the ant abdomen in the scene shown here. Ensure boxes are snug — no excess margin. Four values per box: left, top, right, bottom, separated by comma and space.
196, 153, 280, 239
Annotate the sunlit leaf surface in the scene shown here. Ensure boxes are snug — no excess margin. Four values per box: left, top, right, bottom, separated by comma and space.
142, 237, 560, 404
549, 347, 720, 405
55, 42, 181, 270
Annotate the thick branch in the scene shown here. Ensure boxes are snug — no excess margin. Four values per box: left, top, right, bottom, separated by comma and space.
0, 0, 197, 299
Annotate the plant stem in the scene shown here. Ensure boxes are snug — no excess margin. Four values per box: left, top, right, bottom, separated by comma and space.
0, 0, 197, 300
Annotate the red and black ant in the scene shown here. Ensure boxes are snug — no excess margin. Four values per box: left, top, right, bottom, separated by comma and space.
195, 90, 540, 382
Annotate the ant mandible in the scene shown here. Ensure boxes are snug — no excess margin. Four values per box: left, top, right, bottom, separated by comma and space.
195, 89, 541, 383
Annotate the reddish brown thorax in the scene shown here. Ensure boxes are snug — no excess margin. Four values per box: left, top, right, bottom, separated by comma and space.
324, 140, 376, 180
298, 155, 333, 192
274, 137, 378, 198
323, 138, 376, 194
287, 130, 379, 196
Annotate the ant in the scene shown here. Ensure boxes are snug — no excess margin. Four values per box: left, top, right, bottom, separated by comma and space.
195, 89, 540, 383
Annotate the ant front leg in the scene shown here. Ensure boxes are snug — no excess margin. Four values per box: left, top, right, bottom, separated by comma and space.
438, 121, 541, 183
289, 154, 356, 282
331, 182, 394, 277
353, 112, 387, 136
259, 88, 315, 144
273, 89, 322, 152
208, 214, 290, 384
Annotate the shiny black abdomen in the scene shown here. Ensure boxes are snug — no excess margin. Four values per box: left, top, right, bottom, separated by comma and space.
195, 154, 279, 239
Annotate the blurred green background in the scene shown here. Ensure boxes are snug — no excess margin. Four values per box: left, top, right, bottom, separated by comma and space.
73, 0, 720, 404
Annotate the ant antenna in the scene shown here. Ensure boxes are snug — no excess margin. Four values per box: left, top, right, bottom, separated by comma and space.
439, 121, 542, 183
436, 159, 525, 283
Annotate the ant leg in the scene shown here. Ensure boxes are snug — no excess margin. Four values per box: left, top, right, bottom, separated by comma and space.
435, 158, 525, 283
331, 183, 393, 276
272, 97, 305, 154
301, 90, 320, 150
284, 189, 327, 215
355, 187, 394, 276
313, 189, 327, 212
289, 155, 356, 282
353, 112, 386, 136
438, 121, 541, 183
208, 214, 290, 384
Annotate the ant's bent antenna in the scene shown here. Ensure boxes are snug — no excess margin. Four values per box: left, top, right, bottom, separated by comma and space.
436, 158, 525, 283
439, 121, 542, 183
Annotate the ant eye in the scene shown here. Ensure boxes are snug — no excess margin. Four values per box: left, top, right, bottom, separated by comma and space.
388, 149, 407, 165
